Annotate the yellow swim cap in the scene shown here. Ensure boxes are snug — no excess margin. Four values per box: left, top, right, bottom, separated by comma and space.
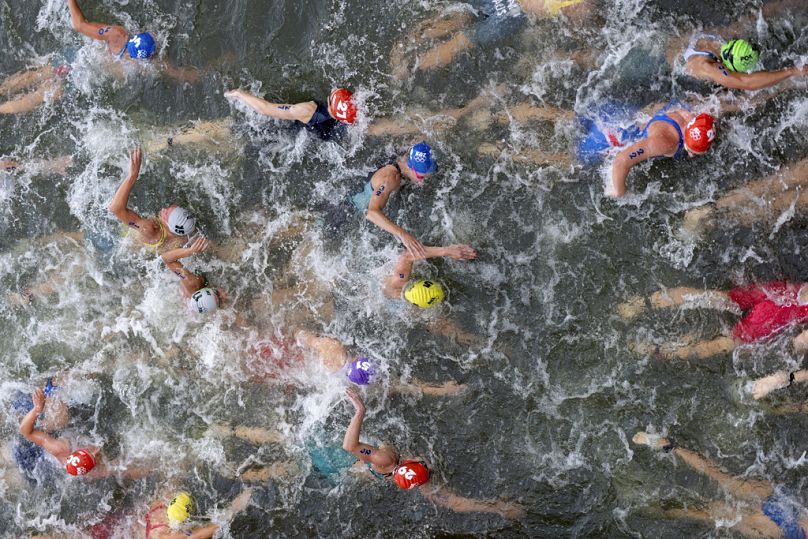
167, 492, 193, 524
403, 279, 445, 308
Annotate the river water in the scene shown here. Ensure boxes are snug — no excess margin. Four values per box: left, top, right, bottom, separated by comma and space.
2, 0, 808, 537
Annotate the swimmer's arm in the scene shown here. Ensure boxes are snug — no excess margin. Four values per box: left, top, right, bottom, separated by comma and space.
225, 89, 315, 122
382, 251, 415, 298
109, 147, 147, 227
342, 390, 380, 462
67, 0, 124, 42
0, 160, 20, 173
698, 62, 803, 91
366, 173, 427, 259
610, 139, 662, 198
19, 389, 71, 460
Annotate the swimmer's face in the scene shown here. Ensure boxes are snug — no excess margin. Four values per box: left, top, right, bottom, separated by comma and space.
159, 204, 179, 225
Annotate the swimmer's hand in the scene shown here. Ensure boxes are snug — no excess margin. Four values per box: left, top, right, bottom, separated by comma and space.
31, 387, 46, 412
346, 388, 365, 416
128, 146, 142, 179
187, 236, 209, 255
443, 244, 477, 261
399, 231, 427, 260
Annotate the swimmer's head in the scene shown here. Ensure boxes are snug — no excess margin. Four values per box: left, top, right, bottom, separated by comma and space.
127, 32, 157, 60
407, 142, 437, 183
403, 279, 445, 308
346, 357, 374, 385
65, 448, 96, 476
393, 460, 430, 489
161, 206, 196, 236
328, 88, 357, 124
167, 492, 194, 525
189, 287, 219, 314
684, 113, 716, 155
720, 39, 759, 73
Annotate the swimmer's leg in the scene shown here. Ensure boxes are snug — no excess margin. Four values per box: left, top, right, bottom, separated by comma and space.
426, 318, 481, 346
208, 423, 284, 446
295, 330, 350, 371
0, 80, 62, 115
390, 12, 475, 77
637, 336, 737, 360
415, 32, 474, 73
495, 102, 575, 125
477, 143, 572, 167
143, 118, 235, 154
617, 287, 732, 320
0, 66, 56, 95
391, 379, 468, 397
420, 484, 525, 519
749, 368, 808, 400
633, 432, 773, 502
158, 61, 203, 83
239, 460, 299, 482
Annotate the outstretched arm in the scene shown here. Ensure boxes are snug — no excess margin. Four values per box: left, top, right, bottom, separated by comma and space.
109, 147, 150, 229
693, 62, 806, 91
382, 245, 477, 298
19, 388, 72, 462
225, 89, 315, 122
342, 389, 385, 464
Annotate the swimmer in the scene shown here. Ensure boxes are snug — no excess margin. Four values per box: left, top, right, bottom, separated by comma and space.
677, 35, 808, 92
619, 281, 808, 360
342, 389, 524, 519
225, 87, 356, 141
160, 236, 226, 315
294, 331, 468, 396
109, 147, 198, 255
608, 105, 716, 198
390, 0, 595, 76
682, 156, 808, 237
353, 142, 439, 260
633, 431, 808, 538
67, 0, 201, 81
18, 387, 141, 479
139, 488, 252, 538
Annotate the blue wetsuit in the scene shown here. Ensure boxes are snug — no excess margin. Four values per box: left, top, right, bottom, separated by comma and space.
469, 0, 527, 47
308, 444, 357, 486
576, 101, 686, 165
351, 158, 402, 211
299, 100, 344, 141
762, 489, 807, 539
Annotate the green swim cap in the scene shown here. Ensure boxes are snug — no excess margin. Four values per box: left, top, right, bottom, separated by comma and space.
720, 39, 759, 73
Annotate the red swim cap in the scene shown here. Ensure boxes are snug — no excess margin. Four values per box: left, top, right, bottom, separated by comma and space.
684, 113, 716, 154
328, 88, 356, 125
65, 449, 96, 476
393, 460, 429, 490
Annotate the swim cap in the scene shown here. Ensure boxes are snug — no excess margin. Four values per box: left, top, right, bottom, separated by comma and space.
720, 39, 759, 73
393, 460, 429, 490
684, 114, 716, 154
127, 32, 157, 60
167, 207, 196, 236
403, 280, 445, 308
167, 492, 193, 524
328, 88, 357, 125
346, 357, 373, 385
65, 449, 96, 476
407, 142, 437, 177
189, 288, 219, 314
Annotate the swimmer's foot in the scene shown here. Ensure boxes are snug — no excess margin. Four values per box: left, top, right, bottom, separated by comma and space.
617, 297, 647, 320
750, 371, 792, 400
419, 380, 468, 397
681, 205, 714, 237
632, 431, 673, 451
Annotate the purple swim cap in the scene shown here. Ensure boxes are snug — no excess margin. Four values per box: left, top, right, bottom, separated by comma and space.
346, 357, 373, 385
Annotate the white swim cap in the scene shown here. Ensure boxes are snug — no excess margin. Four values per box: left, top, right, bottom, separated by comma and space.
167, 207, 196, 236
189, 288, 218, 314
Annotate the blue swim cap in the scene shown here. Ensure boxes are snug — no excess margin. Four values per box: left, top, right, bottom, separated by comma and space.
11, 391, 34, 415
346, 357, 373, 385
127, 32, 156, 59
407, 142, 437, 176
